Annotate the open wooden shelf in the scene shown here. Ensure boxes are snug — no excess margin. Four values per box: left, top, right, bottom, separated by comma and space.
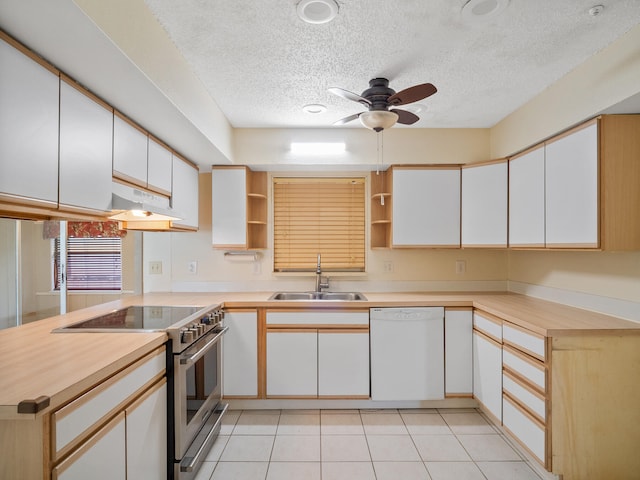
370, 170, 392, 248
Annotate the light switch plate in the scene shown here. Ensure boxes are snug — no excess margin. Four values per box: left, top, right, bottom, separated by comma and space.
149, 261, 162, 275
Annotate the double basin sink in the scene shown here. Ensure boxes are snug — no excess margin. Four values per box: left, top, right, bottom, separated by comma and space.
269, 292, 367, 301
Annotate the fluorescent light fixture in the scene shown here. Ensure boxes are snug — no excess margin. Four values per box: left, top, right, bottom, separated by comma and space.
290, 142, 346, 155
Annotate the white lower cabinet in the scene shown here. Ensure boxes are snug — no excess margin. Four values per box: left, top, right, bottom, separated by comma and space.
502, 394, 546, 464
267, 330, 317, 397
318, 330, 369, 397
266, 310, 370, 398
223, 311, 258, 396
53, 412, 126, 480
444, 309, 473, 396
126, 380, 167, 480
472, 330, 502, 422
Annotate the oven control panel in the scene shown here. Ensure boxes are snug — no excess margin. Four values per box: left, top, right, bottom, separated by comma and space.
178, 308, 225, 346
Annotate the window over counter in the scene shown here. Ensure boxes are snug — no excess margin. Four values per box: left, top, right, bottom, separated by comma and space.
273, 177, 365, 272
48, 221, 125, 291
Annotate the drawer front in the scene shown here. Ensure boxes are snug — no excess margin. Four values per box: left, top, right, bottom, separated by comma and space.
503, 371, 546, 422
473, 311, 502, 341
52, 348, 165, 458
503, 395, 546, 466
266, 311, 369, 326
503, 322, 545, 361
502, 346, 546, 392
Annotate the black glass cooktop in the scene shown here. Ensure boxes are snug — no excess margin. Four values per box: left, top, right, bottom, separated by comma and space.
62, 305, 204, 331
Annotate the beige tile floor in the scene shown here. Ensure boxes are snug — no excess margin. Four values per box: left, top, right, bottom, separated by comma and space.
194, 408, 543, 480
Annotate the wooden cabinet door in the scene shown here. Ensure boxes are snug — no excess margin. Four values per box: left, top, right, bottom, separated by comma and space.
223, 311, 258, 396
126, 380, 167, 480
59, 79, 113, 213
171, 156, 199, 229
0, 37, 59, 205
461, 161, 507, 247
147, 137, 173, 195
318, 330, 369, 397
52, 412, 126, 480
472, 330, 502, 422
509, 146, 545, 247
445, 309, 473, 396
392, 167, 461, 247
266, 330, 317, 397
545, 121, 598, 247
212, 167, 247, 246
113, 113, 148, 188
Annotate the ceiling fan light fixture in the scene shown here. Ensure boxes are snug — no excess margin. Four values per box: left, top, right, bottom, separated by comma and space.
297, 0, 339, 24
360, 111, 399, 133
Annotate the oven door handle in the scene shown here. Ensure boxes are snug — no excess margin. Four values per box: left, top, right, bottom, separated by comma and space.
180, 402, 228, 472
179, 326, 228, 365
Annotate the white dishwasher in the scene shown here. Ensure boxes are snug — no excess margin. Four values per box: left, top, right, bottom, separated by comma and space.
370, 307, 445, 401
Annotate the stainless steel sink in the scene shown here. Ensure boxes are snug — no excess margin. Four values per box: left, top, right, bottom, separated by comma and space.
269, 292, 367, 301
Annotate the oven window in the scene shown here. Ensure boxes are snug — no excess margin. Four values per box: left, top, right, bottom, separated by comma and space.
185, 341, 220, 423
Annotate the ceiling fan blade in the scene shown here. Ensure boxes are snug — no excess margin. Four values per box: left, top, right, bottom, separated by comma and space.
333, 113, 361, 126
388, 83, 437, 106
392, 109, 420, 125
328, 87, 372, 106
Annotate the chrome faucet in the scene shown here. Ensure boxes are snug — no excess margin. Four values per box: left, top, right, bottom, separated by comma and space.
315, 253, 330, 292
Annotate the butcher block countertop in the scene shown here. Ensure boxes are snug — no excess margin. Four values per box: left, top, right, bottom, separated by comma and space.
0, 291, 638, 419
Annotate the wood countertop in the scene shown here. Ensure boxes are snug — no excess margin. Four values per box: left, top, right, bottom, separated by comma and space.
1, 291, 638, 419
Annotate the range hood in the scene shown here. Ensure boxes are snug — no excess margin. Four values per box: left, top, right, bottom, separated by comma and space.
109, 181, 181, 231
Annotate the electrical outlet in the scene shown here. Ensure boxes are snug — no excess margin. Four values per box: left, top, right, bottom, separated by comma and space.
253, 261, 261, 275
383, 261, 394, 273
455, 260, 466, 274
188, 261, 197, 274
149, 261, 162, 275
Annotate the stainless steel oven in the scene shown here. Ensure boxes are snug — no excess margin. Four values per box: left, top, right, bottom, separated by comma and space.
171, 321, 227, 479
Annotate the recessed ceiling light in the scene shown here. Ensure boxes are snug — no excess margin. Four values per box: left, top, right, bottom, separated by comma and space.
297, 0, 339, 25
461, 0, 509, 22
302, 103, 328, 114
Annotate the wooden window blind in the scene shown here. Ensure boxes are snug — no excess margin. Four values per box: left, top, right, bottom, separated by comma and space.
54, 237, 122, 290
273, 177, 365, 272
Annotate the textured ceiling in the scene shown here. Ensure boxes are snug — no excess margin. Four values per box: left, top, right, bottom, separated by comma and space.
144, 0, 639, 129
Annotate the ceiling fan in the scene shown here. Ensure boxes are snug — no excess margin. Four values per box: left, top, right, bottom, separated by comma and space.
329, 78, 437, 132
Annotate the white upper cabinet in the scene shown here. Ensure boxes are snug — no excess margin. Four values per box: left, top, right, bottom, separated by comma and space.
0, 35, 59, 205
147, 137, 173, 196
113, 113, 148, 188
461, 161, 508, 247
392, 167, 461, 247
171, 155, 199, 230
212, 167, 248, 247
59, 79, 113, 213
544, 121, 598, 247
509, 146, 545, 247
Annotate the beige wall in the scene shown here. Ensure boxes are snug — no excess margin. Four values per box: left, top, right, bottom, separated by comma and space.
508, 251, 640, 303
234, 127, 490, 167
490, 24, 640, 305
491, 24, 640, 159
